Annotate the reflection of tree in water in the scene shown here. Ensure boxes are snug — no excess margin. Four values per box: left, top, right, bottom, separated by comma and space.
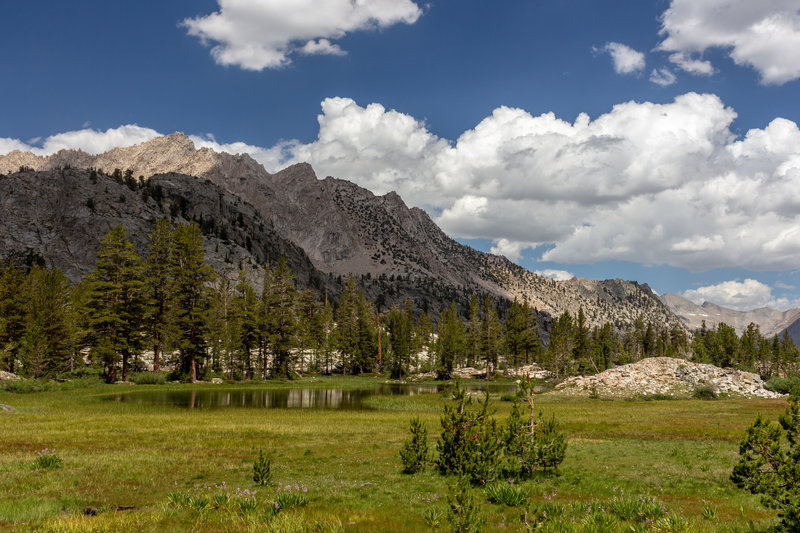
110, 383, 518, 410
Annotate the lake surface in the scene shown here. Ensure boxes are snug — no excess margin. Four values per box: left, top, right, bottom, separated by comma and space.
107, 382, 518, 410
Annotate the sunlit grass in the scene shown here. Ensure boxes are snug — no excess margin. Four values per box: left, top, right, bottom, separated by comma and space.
0, 378, 788, 531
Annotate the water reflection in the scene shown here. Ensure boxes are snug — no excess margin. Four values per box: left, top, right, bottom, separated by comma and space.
108, 382, 515, 410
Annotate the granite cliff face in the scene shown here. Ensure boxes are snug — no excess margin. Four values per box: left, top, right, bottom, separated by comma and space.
0, 167, 327, 293
0, 134, 680, 329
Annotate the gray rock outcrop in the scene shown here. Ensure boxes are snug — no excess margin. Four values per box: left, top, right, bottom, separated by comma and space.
555, 357, 781, 399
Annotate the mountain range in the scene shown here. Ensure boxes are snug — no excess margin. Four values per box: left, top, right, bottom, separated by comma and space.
659, 293, 800, 344
1, 133, 682, 333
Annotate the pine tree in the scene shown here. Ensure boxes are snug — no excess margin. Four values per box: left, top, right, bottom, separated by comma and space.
573, 307, 593, 373
171, 222, 214, 382
545, 311, 574, 380
414, 310, 434, 367
591, 323, 614, 372
66, 281, 91, 373
0, 262, 27, 373
265, 256, 297, 378
257, 265, 273, 378
87, 225, 145, 382
296, 288, 322, 373
465, 294, 482, 368
354, 290, 378, 373
436, 302, 466, 379
504, 298, 527, 369
335, 277, 360, 375
732, 387, 800, 530
387, 307, 411, 379
740, 323, 761, 370
481, 294, 502, 376
143, 218, 175, 374
233, 273, 259, 378
207, 277, 239, 378
319, 296, 335, 374
19, 267, 72, 377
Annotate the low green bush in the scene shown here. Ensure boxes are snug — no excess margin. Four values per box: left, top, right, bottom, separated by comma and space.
692, 385, 718, 400
399, 417, 428, 474
484, 481, 529, 507
32, 448, 63, 470
274, 484, 309, 511
253, 449, 273, 486
765, 376, 800, 394
132, 372, 166, 385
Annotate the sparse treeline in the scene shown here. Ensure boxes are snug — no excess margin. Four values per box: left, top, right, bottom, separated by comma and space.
692, 320, 800, 377
2, 221, 800, 382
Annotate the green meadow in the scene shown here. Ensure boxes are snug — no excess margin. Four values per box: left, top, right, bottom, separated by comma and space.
0, 378, 789, 532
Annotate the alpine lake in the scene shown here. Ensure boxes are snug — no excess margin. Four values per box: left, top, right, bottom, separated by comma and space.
104, 381, 519, 410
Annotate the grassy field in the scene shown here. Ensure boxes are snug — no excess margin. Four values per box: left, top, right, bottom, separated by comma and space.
0, 377, 790, 532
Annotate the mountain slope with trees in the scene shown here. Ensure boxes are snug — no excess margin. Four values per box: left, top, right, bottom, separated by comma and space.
0, 134, 679, 331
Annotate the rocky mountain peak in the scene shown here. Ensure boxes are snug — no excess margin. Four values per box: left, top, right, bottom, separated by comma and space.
660, 292, 800, 338
1, 133, 683, 330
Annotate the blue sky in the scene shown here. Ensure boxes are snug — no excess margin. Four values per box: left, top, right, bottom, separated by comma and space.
2, 0, 800, 311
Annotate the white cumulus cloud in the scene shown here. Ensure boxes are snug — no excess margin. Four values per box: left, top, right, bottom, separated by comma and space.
657, 0, 800, 85
535, 269, 575, 282
39, 125, 161, 155
650, 67, 677, 86
596, 42, 646, 74
683, 279, 798, 311
0, 137, 33, 154
5, 93, 800, 276
490, 238, 534, 263
270, 94, 800, 273
0, 125, 162, 156
668, 52, 714, 75
182, 0, 422, 70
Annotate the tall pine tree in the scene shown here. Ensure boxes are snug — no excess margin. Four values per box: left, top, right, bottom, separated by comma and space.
171, 222, 214, 382
87, 225, 145, 381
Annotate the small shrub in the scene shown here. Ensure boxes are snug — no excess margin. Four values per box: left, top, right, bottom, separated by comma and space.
436, 381, 503, 484
211, 492, 230, 510
274, 484, 309, 511
701, 500, 716, 521
400, 417, 428, 474
446, 476, 485, 533
253, 449, 273, 486
234, 494, 259, 514
32, 448, 63, 470
692, 385, 718, 400
423, 507, 443, 529
132, 372, 166, 385
484, 481, 529, 507
505, 377, 566, 476
584, 511, 618, 529
2, 378, 52, 393
606, 495, 666, 521
652, 512, 690, 532
167, 491, 191, 508
731, 386, 800, 530
188, 495, 210, 511
766, 376, 800, 394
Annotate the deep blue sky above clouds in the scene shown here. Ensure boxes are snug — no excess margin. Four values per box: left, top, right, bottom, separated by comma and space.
2, 0, 800, 311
